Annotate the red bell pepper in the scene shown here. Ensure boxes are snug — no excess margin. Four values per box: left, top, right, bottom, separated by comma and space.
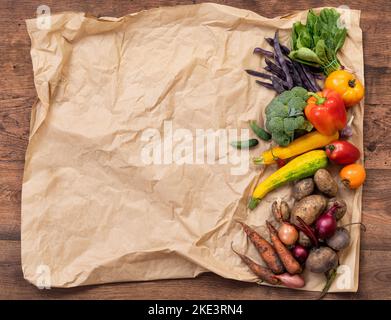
305, 89, 347, 136
325, 140, 360, 165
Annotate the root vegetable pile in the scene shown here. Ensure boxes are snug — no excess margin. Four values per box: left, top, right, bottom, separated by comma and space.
235, 168, 365, 297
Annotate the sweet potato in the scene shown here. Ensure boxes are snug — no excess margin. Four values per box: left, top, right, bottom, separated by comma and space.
231, 245, 279, 285
239, 222, 284, 274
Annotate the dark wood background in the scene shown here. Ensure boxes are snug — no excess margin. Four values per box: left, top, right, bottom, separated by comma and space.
1, 0, 390, 300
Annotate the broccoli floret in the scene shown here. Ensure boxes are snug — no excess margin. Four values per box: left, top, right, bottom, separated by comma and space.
272, 132, 291, 147
288, 96, 307, 112
265, 100, 289, 118
290, 86, 308, 99
265, 87, 312, 146
266, 116, 284, 133
284, 117, 304, 135
276, 91, 292, 105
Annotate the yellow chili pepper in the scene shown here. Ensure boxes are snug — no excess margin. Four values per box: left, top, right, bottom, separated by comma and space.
254, 131, 339, 165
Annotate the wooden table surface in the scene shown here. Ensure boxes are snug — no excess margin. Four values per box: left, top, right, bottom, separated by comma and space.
1, 0, 390, 300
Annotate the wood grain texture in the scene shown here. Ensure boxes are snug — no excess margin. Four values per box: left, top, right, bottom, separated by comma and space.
0, 240, 390, 299
0, 0, 390, 300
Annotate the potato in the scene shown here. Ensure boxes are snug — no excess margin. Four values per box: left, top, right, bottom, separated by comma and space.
326, 198, 347, 221
326, 227, 350, 251
272, 200, 290, 222
292, 178, 314, 201
298, 231, 312, 247
314, 169, 338, 197
291, 194, 327, 225
305, 247, 338, 273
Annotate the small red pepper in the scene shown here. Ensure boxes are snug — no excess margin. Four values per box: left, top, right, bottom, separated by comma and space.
276, 158, 287, 168
325, 140, 360, 165
305, 89, 347, 136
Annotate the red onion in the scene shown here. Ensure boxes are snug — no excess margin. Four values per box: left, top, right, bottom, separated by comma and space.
315, 204, 339, 239
292, 244, 309, 263
274, 273, 305, 288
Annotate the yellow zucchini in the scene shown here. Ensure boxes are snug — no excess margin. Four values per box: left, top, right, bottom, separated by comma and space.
249, 150, 328, 210
254, 131, 338, 165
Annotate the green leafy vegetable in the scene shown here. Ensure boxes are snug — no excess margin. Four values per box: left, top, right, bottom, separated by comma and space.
265, 87, 313, 146
289, 8, 347, 75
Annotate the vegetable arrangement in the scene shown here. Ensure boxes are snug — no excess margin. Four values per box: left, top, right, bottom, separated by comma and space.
232, 7, 366, 297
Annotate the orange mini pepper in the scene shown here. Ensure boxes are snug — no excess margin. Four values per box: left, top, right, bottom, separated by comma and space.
340, 163, 366, 189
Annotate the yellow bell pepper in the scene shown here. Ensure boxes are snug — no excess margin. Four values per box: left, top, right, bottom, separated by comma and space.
325, 70, 364, 107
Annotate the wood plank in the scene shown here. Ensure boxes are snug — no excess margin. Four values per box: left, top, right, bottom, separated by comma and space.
361, 169, 391, 251
0, 161, 23, 240
0, 106, 30, 162
364, 105, 391, 170
1, 240, 390, 299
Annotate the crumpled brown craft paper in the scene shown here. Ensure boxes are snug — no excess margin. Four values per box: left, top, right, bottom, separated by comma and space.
23, 3, 364, 291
